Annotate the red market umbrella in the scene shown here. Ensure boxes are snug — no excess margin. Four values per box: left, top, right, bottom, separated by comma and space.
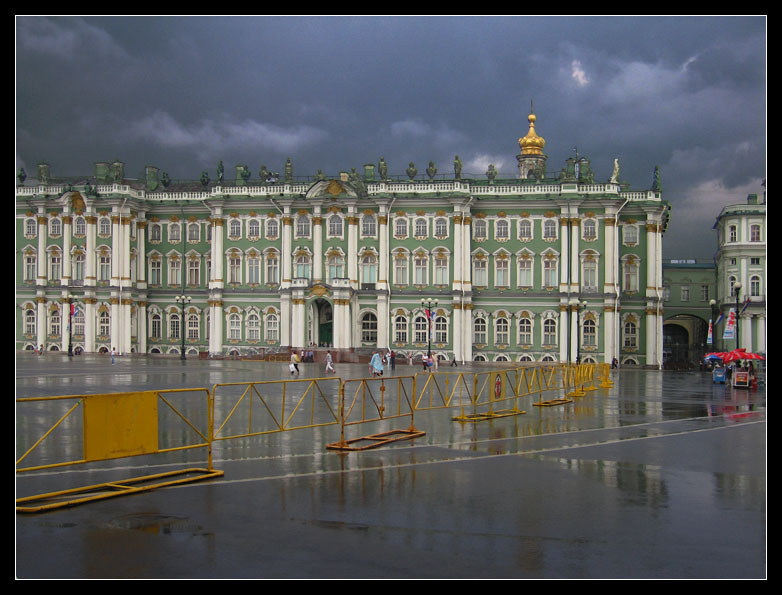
723, 349, 765, 363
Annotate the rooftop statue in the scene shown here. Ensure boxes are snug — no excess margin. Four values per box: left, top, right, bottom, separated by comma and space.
610, 158, 620, 184
426, 161, 437, 180
200, 171, 210, 187
486, 164, 497, 183
406, 162, 417, 181
453, 155, 462, 180
17, 167, 26, 185
284, 158, 293, 183
652, 166, 661, 191
378, 157, 388, 181
217, 160, 224, 184
161, 172, 171, 189
315, 169, 326, 181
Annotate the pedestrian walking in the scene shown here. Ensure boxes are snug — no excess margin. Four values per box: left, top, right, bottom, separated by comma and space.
369, 351, 384, 376
325, 351, 335, 375
390, 350, 396, 371
111, 347, 116, 365
290, 351, 300, 375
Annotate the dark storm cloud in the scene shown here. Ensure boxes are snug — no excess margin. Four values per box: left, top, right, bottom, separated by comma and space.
16, 15, 765, 257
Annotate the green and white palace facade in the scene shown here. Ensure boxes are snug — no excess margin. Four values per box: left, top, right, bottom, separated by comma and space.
16, 112, 671, 366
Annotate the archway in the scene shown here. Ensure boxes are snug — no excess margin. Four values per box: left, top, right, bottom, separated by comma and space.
312, 298, 333, 347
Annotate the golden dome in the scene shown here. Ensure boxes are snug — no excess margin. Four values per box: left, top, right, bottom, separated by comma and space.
519, 111, 545, 156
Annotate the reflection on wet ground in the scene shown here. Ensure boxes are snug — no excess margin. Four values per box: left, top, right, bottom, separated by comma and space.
16, 354, 765, 578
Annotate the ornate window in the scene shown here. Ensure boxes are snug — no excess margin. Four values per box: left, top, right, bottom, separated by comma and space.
414, 217, 428, 239
473, 255, 487, 287
361, 214, 376, 237
24, 250, 36, 282
750, 275, 761, 297
622, 256, 639, 292
495, 254, 510, 288
394, 315, 408, 343
24, 308, 36, 335
228, 253, 242, 284
394, 251, 409, 286
247, 253, 260, 285
266, 218, 278, 240
473, 219, 487, 240
518, 254, 533, 288
328, 214, 343, 237
169, 221, 181, 243
265, 250, 279, 285
327, 253, 344, 281
623, 320, 638, 348
74, 216, 86, 237
228, 313, 241, 340
149, 257, 161, 286
623, 224, 639, 245
188, 222, 200, 242
73, 308, 85, 337
543, 317, 557, 346
295, 253, 311, 279
519, 219, 532, 241
543, 219, 557, 241
247, 313, 260, 341
296, 215, 310, 238
518, 316, 532, 345
49, 217, 61, 238
495, 219, 509, 241
395, 217, 408, 238
434, 316, 448, 344
25, 218, 37, 238
188, 257, 200, 286
169, 312, 181, 340
473, 317, 487, 345
360, 253, 377, 287
581, 251, 599, 292
582, 218, 597, 240
265, 314, 279, 342
187, 313, 200, 340
49, 250, 62, 282
542, 252, 558, 288
98, 217, 111, 237
227, 219, 241, 240
361, 312, 378, 344
248, 219, 260, 239
150, 313, 162, 339
582, 317, 597, 346
98, 310, 110, 337
433, 251, 449, 285
415, 315, 429, 343
49, 308, 61, 336
149, 223, 161, 242
434, 217, 448, 238
750, 224, 761, 242
495, 316, 509, 345
168, 255, 181, 287
414, 252, 428, 285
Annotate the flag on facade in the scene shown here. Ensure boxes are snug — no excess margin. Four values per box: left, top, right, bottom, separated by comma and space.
722, 308, 736, 340
707, 320, 713, 345
740, 297, 751, 315
715, 312, 724, 326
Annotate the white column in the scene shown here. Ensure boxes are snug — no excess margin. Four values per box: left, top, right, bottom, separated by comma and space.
559, 216, 569, 292
347, 212, 358, 290
570, 217, 580, 292
559, 305, 568, 362
281, 215, 292, 288
85, 216, 97, 287
313, 212, 323, 283
137, 219, 147, 285
137, 301, 147, 354
84, 299, 96, 352
36, 213, 47, 286
62, 215, 72, 286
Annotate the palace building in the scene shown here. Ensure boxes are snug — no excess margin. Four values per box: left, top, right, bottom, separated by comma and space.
16, 111, 671, 366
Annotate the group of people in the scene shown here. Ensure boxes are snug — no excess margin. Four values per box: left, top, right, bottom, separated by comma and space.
290, 350, 336, 375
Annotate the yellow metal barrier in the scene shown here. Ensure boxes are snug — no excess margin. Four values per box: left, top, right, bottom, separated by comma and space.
326, 375, 424, 451
16, 388, 222, 513
212, 377, 341, 440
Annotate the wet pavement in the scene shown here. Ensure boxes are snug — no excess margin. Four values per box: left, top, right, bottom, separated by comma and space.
15, 353, 766, 579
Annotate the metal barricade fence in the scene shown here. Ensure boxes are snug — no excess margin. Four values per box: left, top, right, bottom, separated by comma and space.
211, 377, 342, 441
16, 388, 222, 512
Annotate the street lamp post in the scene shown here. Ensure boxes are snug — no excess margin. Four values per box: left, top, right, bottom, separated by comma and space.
177, 294, 191, 361
709, 298, 718, 351
66, 294, 73, 357
734, 282, 742, 351
421, 298, 438, 361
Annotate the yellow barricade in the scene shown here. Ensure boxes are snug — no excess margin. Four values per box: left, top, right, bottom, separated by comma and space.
16, 388, 222, 513
327, 375, 424, 451
211, 377, 341, 440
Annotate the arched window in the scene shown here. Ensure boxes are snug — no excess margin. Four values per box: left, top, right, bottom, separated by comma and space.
149, 223, 161, 242
361, 254, 377, 287
473, 219, 487, 240
361, 312, 377, 344
98, 311, 110, 337
395, 217, 408, 237
74, 216, 86, 236
295, 254, 311, 279
750, 275, 761, 297
434, 316, 448, 343
266, 218, 278, 239
496, 219, 509, 240
247, 313, 260, 341
169, 222, 181, 243
473, 317, 487, 344
518, 317, 532, 345
49, 217, 62, 237
434, 217, 448, 237
25, 218, 37, 237
394, 315, 408, 343
583, 219, 597, 240
415, 315, 429, 343
99, 217, 111, 237
327, 253, 344, 281
543, 219, 557, 240
750, 224, 761, 242
24, 308, 36, 335
624, 320, 638, 348
229, 219, 241, 239
169, 312, 181, 340
361, 214, 376, 237
582, 318, 596, 346
495, 317, 509, 345
188, 222, 200, 242
265, 314, 279, 342
543, 318, 557, 345
228, 313, 241, 340
151, 313, 162, 339
473, 256, 488, 287
265, 250, 279, 285
296, 215, 310, 238
415, 218, 428, 238
519, 219, 532, 240
187, 313, 200, 340
328, 214, 343, 237
248, 219, 260, 239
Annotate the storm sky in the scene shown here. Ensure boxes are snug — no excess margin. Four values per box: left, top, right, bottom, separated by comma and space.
16, 16, 766, 258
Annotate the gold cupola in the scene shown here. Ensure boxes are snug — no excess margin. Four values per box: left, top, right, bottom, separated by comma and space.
518, 111, 546, 156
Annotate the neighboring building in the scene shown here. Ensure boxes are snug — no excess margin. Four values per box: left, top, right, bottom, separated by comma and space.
712, 190, 766, 354
662, 259, 716, 366
15, 111, 671, 366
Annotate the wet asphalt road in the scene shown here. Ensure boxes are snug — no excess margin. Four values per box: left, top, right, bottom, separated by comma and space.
15, 353, 766, 579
